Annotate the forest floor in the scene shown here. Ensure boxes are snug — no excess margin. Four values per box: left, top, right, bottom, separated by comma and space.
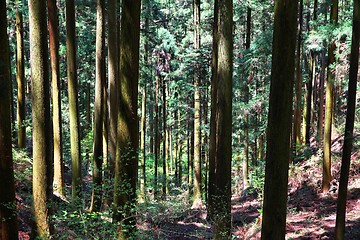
14, 132, 360, 239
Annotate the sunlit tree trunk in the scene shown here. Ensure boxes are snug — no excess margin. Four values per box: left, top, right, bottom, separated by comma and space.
66, 0, 82, 204
139, 1, 150, 202
48, 0, 64, 197
29, 0, 54, 236
192, 0, 203, 208
261, 0, 298, 239
318, 47, 326, 142
323, 0, 338, 193
16, 8, 26, 149
102, 57, 109, 207
335, 0, 359, 238
0, 3, 18, 238
90, 0, 105, 213
211, 0, 233, 237
113, 0, 141, 237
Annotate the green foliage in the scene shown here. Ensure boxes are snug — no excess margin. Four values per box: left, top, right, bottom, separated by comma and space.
53, 208, 117, 239
248, 160, 265, 198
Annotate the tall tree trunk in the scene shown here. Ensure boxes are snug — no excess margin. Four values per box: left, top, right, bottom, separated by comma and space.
0, 3, 18, 238
303, 51, 314, 145
192, 0, 203, 208
243, 6, 251, 190
106, 0, 118, 207
16, 9, 26, 149
207, 0, 218, 220
293, 0, 303, 149
188, 119, 194, 188
29, 0, 54, 236
162, 76, 167, 197
113, 0, 141, 237
261, 0, 298, 239
90, 0, 105, 213
203, 84, 209, 203
154, 75, 160, 197
140, 84, 146, 201
139, 0, 150, 202
149, 81, 154, 157
335, 0, 359, 238
102, 56, 109, 207
318, 45, 326, 142
323, 0, 338, 193
211, 0, 233, 237
48, 0, 64, 197
174, 103, 180, 184
66, 0, 82, 204
302, 10, 312, 145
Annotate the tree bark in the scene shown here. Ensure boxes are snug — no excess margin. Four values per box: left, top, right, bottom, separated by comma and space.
293, 0, 303, 148
0, 3, 18, 238
140, 83, 146, 201
66, 0, 82, 204
29, 0, 54, 236
16, 9, 26, 149
211, 0, 233, 237
48, 0, 64, 197
90, 0, 105, 213
207, 0, 218, 220
192, 0, 203, 208
243, 6, 251, 190
113, 0, 141, 237
162, 76, 167, 197
323, 0, 338, 193
335, 0, 359, 238
106, 0, 118, 208
261, 0, 298, 239
154, 75, 160, 196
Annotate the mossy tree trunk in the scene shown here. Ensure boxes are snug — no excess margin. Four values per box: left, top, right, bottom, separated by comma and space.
113, 0, 141, 237
260, 0, 298, 239
323, 0, 338, 193
90, 0, 105, 213
335, 0, 359, 238
211, 0, 233, 238
0, 2, 18, 238
48, 0, 64, 197
16, 8, 26, 149
29, 0, 54, 236
66, 0, 82, 204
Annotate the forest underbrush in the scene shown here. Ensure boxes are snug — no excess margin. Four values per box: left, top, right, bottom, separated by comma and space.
14, 128, 360, 239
